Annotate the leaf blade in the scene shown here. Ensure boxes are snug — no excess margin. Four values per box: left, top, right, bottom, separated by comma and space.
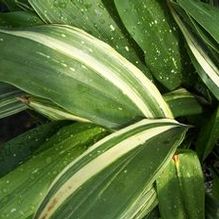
114, 0, 188, 90
0, 25, 172, 129
28, 0, 152, 78
0, 123, 108, 219
35, 119, 187, 219
156, 150, 205, 219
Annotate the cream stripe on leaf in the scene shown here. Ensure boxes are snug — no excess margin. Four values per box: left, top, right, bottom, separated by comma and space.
169, 5, 219, 100
28, 0, 153, 79
0, 122, 109, 219
0, 83, 27, 119
25, 96, 91, 122
34, 118, 188, 219
0, 25, 172, 129
119, 185, 158, 219
163, 88, 204, 117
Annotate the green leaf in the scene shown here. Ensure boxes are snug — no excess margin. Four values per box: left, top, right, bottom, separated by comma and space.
177, 0, 219, 44
169, 0, 219, 55
0, 122, 108, 219
156, 150, 205, 219
0, 11, 43, 27
14, 0, 33, 11
206, 193, 219, 219
171, 151, 205, 219
120, 185, 158, 219
1, 0, 20, 11
114, 0, 188, 90
212, 169, 219, 199
35, 118, 187, 219
169, 3, 219, 100
156, 158, 186, 219
196, 106, 219, 160
187, 16, 219, 54
188, 47, 219, 100
20, 96, 91, 122
1, 0, 32, 11
28, 0, 152, 78
0, 82, 27, 119
144, 207, 160, 219
0, 121, 66, 177
0, 25, 172, 129
164, 88, 204, 117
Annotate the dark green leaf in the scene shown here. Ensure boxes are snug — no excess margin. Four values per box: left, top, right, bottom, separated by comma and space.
0, 25, 172, 129
169, 3, 219, 100
0, 11, 43, 27
0, 82, 27, 119
196, 106, 219, 160
114, 0, 188, 90
35, 119, 187, 219
28, 0, 152, 78
0, 121, 65, 177
206, 193, 219, 219
177, 0, 219, 44
164, 88, 204, 117
0, 123, 108, 219
156, 150, 205, 219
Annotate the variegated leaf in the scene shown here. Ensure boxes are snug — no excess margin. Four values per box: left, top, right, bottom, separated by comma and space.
0, 121, 65, 177
169, 2, 219, 100
156, 150, 205, 219
0, 82, 27, 119
0, 123, 108, 219
0, 25, 172, 129
164, 88, 204, 117
35, 118, 187, 219
28, 0, 151, 77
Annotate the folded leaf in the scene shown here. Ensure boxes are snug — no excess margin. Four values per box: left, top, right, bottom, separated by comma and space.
164, 88, 204, 117
156, 158, 186, 219
28, 0, 151, 77
114, 0, 188, 90
196, 106, 219, 160
121, 185, 158, 219
0, 123, 108, 219
0, 82, 27, 119
20, 96, 91, 122
206, 193, 219, 219
169, 2, 219, 100
177, 0, 219, 44
0, 11, 43, 27
35, 118, 187, 219
13, 0, 33, 11
144, 207, 160, 219
0, 25, 172, 129
186, 14, 219, 54
0, 121, 66, 177
1, 0, 20, 11
156, 150, 205, 219
1, 0, 32, 11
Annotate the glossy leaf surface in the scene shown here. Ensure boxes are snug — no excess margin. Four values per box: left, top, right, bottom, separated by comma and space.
156, 150, 205, 219
0, 123, 108, 219
0, 25, 172, 129
28, 0, 151, 77
35, 119, 187, 219
114, 0, 187, 90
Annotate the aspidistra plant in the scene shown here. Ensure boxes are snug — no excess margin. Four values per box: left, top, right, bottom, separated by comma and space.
0, 0, 217, 218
